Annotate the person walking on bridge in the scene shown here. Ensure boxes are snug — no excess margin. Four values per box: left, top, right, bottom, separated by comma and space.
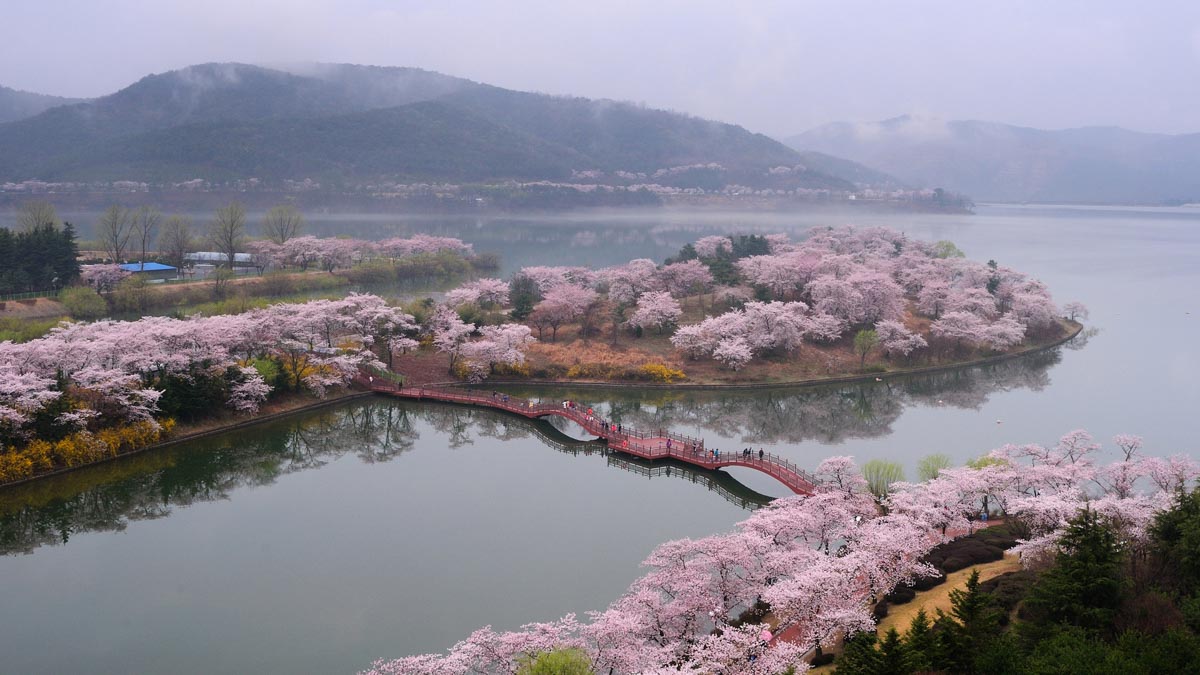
759, 448, 764, 461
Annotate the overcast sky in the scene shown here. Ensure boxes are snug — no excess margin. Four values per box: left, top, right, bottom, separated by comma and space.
4, 1, 1199, 136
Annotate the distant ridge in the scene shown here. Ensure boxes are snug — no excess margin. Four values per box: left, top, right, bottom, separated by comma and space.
0, 62, 893, 192
787, 115, 1200, 204
0, 84, 84, 124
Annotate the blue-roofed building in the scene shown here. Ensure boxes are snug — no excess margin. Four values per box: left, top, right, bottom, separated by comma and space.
120, 262, 177, 281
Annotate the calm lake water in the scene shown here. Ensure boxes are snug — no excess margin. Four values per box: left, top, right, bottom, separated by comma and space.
1, 204, 1197, 673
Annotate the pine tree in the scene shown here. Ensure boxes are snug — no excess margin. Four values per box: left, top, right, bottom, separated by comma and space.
877, 627, 907, 674
836, 631, 885, 674
937, 569, 1000, 674
1023, 508, 1124, 634
902, 608, 937, 672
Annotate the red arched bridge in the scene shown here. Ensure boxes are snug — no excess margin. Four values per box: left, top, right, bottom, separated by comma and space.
356, 377, 817, 495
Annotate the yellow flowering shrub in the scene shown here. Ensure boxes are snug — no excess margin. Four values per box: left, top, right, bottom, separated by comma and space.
638, 363, 687, 383
0, 419, 175, 484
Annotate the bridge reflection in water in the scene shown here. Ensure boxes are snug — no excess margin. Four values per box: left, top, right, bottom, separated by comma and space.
0, 397, 772, 557
526, 416, 771, 510
360, 380, 817, 495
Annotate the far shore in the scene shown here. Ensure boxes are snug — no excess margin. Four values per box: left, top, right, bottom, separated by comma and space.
0, 322, 1081, 492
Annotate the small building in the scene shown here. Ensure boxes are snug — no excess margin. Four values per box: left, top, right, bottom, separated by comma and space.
185, 251, 261, 275
120, 262, 177, 281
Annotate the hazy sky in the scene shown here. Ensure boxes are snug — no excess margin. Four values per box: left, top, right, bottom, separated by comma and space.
4, 1, 1199, 136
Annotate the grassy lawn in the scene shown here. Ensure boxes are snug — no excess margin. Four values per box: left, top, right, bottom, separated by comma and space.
876, 553, 1022, 637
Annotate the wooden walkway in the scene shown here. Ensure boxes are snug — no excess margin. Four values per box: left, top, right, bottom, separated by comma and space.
357, 378, 817, 495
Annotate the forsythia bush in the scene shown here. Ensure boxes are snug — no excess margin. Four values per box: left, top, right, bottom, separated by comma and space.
0, 419, 175, 485
493, 362, 531, 377
638, 363, 687, 383
529, 342, 685, 381
0, 452, 33, 484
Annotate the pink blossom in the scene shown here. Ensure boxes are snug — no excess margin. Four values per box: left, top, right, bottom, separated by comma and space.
626, 291, 682, 333
693, 235, 731, 258
80, 264, 131, 293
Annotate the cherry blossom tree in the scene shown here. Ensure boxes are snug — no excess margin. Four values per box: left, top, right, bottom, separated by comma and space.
1009, 290, 1059, 333
655, 259, 713, 300
915, 278, 952, 318
693, 235, 731, 258
945, 287, 998, 320
429, 305, 474, 372
227, 367, 272, 414
461, 324, 536, 380
930, 311, 988, 351
981, 316, 1024, 351
875, 320, 928, 358
528, 285, 598, 341
81, 264, 131, 294
599, 259, 658, 306
808, 275, 865, 325
1062, 301, 1089, 321
626, 291, 681, 334
712, 336, 753, 370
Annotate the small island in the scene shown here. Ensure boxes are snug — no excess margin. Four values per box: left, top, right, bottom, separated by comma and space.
397, 225, 1084, 387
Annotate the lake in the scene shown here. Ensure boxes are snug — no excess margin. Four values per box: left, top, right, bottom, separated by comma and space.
0, 203, 1197, 673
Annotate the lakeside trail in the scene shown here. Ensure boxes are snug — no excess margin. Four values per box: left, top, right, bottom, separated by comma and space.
876, 553, 1022, 636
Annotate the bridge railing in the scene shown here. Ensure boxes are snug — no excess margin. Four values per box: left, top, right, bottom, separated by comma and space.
370, 379, 819, 492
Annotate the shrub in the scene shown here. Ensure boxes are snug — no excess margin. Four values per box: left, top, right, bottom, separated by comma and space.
250, 357, 283, 390
0, 419, 172, 484
0, 451, 33, 484
60, 286, 108, 320
340, 261, 395, 284
516, 648, 593, 675
638, 363, 687, 383
529, 342, 684, 382
258, 271, 298, 296
470, 252, 500, 270
888, 584, 917, 604
109, 276, 157, 313
0, 316, 60, 342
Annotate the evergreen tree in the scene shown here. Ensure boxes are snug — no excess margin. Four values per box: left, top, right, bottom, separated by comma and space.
877, 627, 907, 674
1023, 508, 1124, 634
508, 274, 540, 321
1150, 487, 1200, 595
937, 569, 1001, 674
902, 608, 937, 672
836, 631, 885, 674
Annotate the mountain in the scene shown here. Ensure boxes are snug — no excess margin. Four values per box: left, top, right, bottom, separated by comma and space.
0, 63, 883, 191
0, 84, 83, 124
787, 115, 1200, 204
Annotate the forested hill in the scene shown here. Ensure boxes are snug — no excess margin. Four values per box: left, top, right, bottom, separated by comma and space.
0, 63, 881, 190
0, 84, 83, 124
788, 115, 1200, 204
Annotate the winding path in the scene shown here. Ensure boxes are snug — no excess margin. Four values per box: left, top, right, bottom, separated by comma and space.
356, 377, 817, 495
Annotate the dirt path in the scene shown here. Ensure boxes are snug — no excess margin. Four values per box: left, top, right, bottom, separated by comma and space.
876, 553, 1021, 636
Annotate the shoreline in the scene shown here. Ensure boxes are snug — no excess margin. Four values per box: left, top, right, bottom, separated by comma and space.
0, 322, 1081, 491
0, 391, 373, 491
479, 322, 1083, 392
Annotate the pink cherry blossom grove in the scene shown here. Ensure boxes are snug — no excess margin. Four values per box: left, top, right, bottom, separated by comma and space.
0, 294, 417, 450
365, 434, 1196, 674
245, 234, 475, 272
657, 227, 1065, 369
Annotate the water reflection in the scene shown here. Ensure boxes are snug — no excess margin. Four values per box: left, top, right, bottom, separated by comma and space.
0, 347, 1066, 555
507, 347, 1063, 445
0, 399, 772, 556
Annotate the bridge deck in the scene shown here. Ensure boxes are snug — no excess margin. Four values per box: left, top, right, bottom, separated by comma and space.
358, 379, 816, 495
